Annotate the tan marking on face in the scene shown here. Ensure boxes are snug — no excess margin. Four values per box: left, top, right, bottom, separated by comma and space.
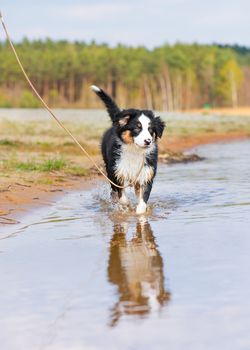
121, 130, 134, 144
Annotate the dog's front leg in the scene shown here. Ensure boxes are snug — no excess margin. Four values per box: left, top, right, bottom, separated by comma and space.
111, 184, 129, 206
136, 181, 153, 214
119, 189, 129, 205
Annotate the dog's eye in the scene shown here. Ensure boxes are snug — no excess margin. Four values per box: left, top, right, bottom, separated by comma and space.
136, 122, 142, 129
148, 127, 153, 135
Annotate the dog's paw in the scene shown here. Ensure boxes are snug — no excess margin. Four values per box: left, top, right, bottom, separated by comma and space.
119, 194, 130, 206
136, 201, 147, 215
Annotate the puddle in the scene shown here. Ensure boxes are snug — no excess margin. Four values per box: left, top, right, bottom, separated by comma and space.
0, 140, 250, 350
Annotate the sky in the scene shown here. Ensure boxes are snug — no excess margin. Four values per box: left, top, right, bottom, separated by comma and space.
1, 0, 250, 48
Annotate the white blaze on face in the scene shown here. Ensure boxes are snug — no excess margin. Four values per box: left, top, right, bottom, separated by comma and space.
134, 114, 152, 148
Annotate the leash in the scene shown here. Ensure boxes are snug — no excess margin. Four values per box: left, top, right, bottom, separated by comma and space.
0, 11, 145, 189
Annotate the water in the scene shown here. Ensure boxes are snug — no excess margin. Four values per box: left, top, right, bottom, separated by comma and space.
0, 140, 250, 350
1, 107, 250, 125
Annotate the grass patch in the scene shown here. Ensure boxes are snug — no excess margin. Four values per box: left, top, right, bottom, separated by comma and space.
65, 165, 89, 176
0, 157, 89, 177
0, 139, 18, 147
36, 177, 55, 185
1, 157, 67, 172
35, 141, 54, 149
40, 158, 67, 171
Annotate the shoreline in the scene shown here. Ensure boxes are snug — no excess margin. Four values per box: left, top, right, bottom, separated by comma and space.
184, 107, 250, 117
0, 175, 98, 226
1, 131, 248, 226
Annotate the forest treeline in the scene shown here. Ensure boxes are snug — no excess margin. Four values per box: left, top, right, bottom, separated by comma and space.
0, 39, 250, 110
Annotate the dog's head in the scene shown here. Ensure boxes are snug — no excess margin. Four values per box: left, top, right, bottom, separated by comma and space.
115, 109, 165, 148
91, 85, 165, 148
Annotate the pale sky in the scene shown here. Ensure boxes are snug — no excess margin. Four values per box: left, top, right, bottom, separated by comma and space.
1, 0, 250, 48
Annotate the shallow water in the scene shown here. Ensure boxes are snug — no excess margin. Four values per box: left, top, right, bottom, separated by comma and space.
1, 107, 250, 125
0, 140, 250, 350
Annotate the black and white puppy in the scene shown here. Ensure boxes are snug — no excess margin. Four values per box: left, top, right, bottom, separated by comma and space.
91, 85, 165, 214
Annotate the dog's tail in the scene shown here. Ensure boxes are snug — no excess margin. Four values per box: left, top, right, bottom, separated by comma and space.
91, 85, 120, 121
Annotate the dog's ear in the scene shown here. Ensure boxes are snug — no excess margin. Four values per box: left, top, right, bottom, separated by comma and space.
118, 115, 131, 127
153, 116, 165, 138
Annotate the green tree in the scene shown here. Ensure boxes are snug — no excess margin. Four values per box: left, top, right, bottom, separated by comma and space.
216, 59, 243, 107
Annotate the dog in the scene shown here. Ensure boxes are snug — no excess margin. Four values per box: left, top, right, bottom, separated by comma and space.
91, 85, 165, 214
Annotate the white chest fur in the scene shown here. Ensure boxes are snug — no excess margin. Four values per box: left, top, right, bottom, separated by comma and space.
114, 143, 154, 185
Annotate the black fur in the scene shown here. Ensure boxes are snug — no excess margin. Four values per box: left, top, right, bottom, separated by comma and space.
92, 86, 120, 121
92, 86, 165, 212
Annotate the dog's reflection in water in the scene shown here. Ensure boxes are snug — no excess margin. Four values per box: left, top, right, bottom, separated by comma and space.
108, 217, 170, 326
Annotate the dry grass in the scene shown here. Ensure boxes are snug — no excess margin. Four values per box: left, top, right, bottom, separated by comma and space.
0, 111, 250, 185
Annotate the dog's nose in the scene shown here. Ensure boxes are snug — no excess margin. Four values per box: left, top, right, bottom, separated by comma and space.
144, 138, 151, 146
